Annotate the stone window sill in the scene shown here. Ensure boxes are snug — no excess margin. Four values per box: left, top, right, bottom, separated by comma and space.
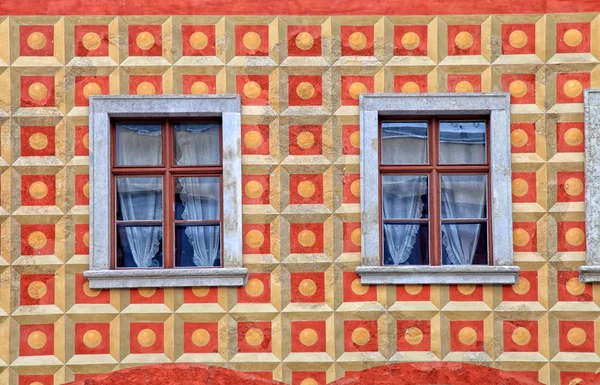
579, 266, 600, 282
357, 265, 520, 285
84, 267, 249, 289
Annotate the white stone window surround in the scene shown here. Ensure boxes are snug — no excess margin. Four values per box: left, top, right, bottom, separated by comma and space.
84, 95, 248, 288
579, 90, 600, 282
358, 93, 519, 285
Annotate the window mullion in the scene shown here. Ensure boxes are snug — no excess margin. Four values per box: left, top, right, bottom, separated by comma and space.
163, 119, 174, 269
430, 117, 441, 266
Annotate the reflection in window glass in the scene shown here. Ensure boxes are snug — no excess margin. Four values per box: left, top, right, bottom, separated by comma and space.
442, 223, 488, 265
381, 121, 428, 164
440, 175, 487, 219
116, 123, 162, 166
383, 224, 429, 265
439, 121, 486, 164
116, 225, 163, 268
174, 122, 220, 165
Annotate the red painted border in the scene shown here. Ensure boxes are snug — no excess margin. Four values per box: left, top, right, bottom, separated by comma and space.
3, 0, 600, 16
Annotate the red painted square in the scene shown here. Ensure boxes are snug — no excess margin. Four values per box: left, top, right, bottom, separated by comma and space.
344, 320, 378, 352
503, 320, 538, 352
557, 22, 591, 54
74, 25, 109, 57
557, 122, 584, 153
290, 174, 323, 204
20, 25, 54, 56
557, 172, 584, 202
559, 320, 594, 352
394, 75, 428, 94
20, 274, 54, 306
342, 124, 360, 155
20, 76, 55, 107
343, 272, 377, 302
75, 323, 110, 354
343, 222, 361, 253
248, 373, 274, 381
290, 223, 324, 254
558, 271, 592, 302
183, 322, 219, 353
289, 76, 322, 106
237, 75, 269, 106
502, 24, 536, 55
75, 273, 110, 304
238, 273, 271, 303
341, 26, 374, 56
558, 221, 586, 252
128, 25, 162, 56
502, 271, 538, 302
183, 286, 218, 303
242, 174, 270, 204
397, 320, 431, 351
510, 123, 536, 153
182, 25, 216, 56
129, 75, 162, 95
556, 72, 589, 104
560, 372, 596, 385
130, 287, 164, 304
243, 224, 271, 254
511, 172, 536, 203
75, 174, 90, 205
129, 322, 164, 354
448, 25, 481, 56
75, 224, 90, 255
75, 76, 109, 106
394, 25, 428, 56
182, 75, 217, 95
289, 125, 322, 155
341, 76, 373, 106
449, 284, 483, 301
21, 174, 55, 206
513, 222, 537, 252
21, 224, 55, 256
75, 125, 90, 156
290, 272, 325, 303
20, 324, 54, 356
20, 126, 55, 156
447, 74, 481, 93
238, 321, 271, 353
343, 173, 360, 204
502, 74, 536, 104
242, 124, 269, 155
291, 320, 326, 352
288, 25, 321, 57
449, 320, 484, 352
235, 25, 269, 56
292, 372, 326, 385
19, 375, 54, 385
396, 284, 430, 301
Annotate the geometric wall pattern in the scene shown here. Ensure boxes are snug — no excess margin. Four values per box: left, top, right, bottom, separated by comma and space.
0, 13, 598, 385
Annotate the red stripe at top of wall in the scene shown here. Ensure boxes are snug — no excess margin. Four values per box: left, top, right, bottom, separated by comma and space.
2, 0, 600, 15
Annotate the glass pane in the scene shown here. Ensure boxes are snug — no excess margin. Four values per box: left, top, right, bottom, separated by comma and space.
116, 177, 163, 221
116, 123, 162, 166
439, 121, 486, 164
382, 175, 428, 219
175, 177, 220, 221
116, 225, 163, 267
174, 122, 220, 165
383, 223, 429, 265
381, 121, 428, 164
440, 175, 487, 219
175, 225, 221, 267
442, 223, 488, 265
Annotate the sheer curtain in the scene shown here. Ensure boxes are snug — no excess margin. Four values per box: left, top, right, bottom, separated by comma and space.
116, 124, 163, 267
381, 123, 428, 265
175, 123, 221, 267
439, 121, 486, 265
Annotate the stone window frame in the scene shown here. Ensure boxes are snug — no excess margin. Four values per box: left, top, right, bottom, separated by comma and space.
579, 89, 600, 282
357, 93, 520, 285
84, 95, 248, 288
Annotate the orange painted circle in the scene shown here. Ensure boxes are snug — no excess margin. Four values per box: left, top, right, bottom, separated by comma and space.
245, 229, 265, 249
245, 278, 265, 297
137, 328, 157, 347
457, 327, 477, 345
83, 281, 101, 297
136, 32, 155, 50
402, 81, 421, 93
404, 284, 422, 295
566, 277, 585, 296
189, 32, 209, 50
405, 327, 424, 345
351, 327, 370, 346
82, 32, 102, 51
191, 328, 211, 347
511, 179, 529, 197
243, 81, 262, 99
455, 81, 473, 93
138, 287, 156, 298
83, 82, 102, 99
567, 327, 586, 346
511, 327, 531, 346
28, 281, 47, 299
564, 128, 583, 146
348, 32, 367, 51
298, 278, 317, 297
29, 181, 48, 200
564, 177, 583, 196
190, 81, 209, 95
350, 228, 361, 247
136, 81, 156, 95
191, 287, 210, 297
348, 82, 367, 100
296, 82, 315, 100
243, 130, 263, 149
242, 32, 262, 50
27, 331, 47, 349
512, 277, 531, 295
28, 231, 47, 250
509, 80, 528, 98
351, 278, 369, 295
296, 32, 314, 51
508, 30, 528, 49
29, 132, 48, 150
564, 29, 583, 47
297, 131, 315, 149
28, 82, 48, 101
457, 284, 476, 295
83, 329, 103, 348
245, 180, 264, 199
299, 328, 318, 346
350, 131, 360, 148
83, 133, 90, 149
510, 129, 528, 148
565, 227, 585, 246
297, 230, 316, 248
401, 32, 420, 50
350, 180, 360, 197
27, 32, 47, 50
454, 31, 474, 50
513, 228, 530, 247
297, 180, 316, 198
245, 327, 264, 346
563, 79, 583, 99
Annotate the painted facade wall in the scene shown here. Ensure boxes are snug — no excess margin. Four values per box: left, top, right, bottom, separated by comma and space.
0, 2, 598, 384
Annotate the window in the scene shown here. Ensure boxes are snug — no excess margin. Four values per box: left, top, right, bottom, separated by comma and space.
85, 95, 247, 288
358, 93, 519, 285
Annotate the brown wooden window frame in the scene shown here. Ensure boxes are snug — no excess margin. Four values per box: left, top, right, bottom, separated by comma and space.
110, 117, 224, 270
378, 115, 493, 266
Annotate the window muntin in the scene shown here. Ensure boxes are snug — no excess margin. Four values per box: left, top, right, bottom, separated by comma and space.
379, 117, 491, 267
111, 119, 223, 269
